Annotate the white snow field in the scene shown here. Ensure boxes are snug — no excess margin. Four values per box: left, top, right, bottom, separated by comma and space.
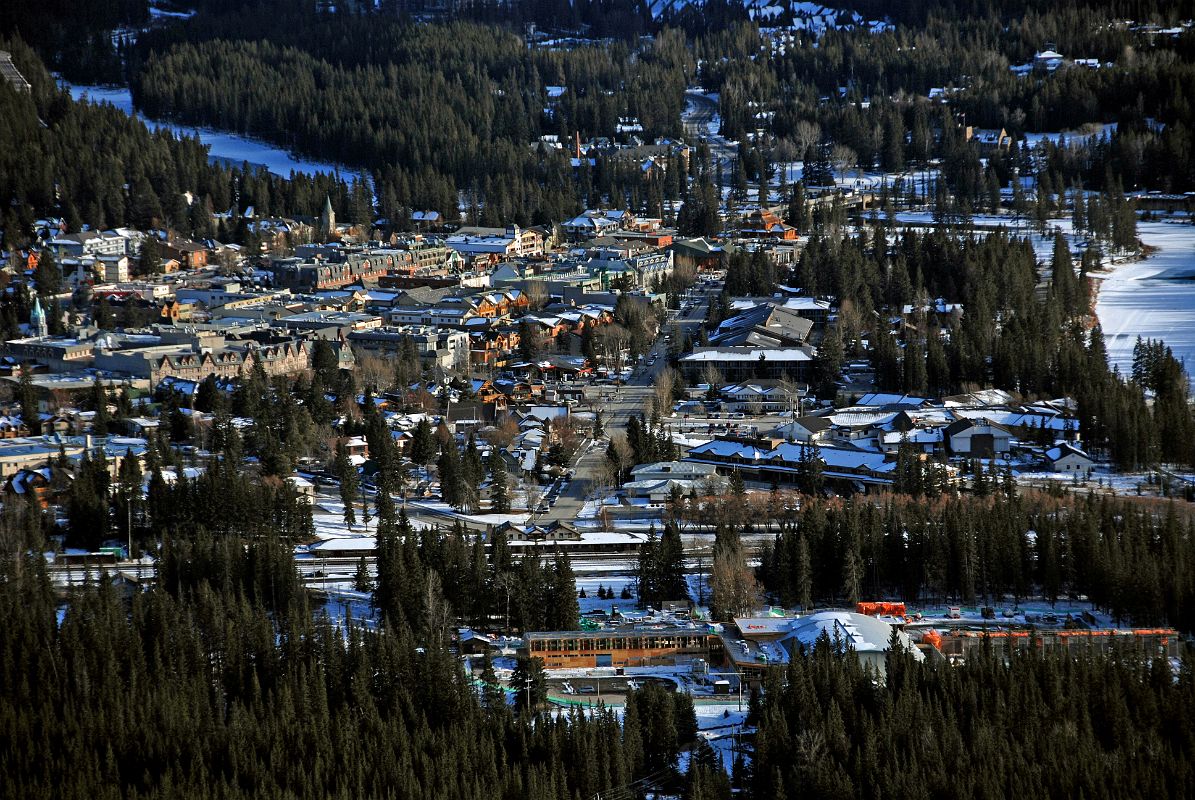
1094, 221, 1195, 385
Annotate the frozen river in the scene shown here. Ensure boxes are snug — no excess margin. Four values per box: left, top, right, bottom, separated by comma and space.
63, 82, 364, 181
1095, 221, 1195, 387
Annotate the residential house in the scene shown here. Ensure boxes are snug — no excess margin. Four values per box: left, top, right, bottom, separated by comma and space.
968, 127, 1012, 154
739, 208, 798, 240
162, 239, 209, 270
944, 418, 1012, 457
4, 467, 58, 508
1044, 443, 1095, 473
775, 415, 832, 443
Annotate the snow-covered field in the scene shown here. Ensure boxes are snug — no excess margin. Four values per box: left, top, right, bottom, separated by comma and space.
576, 575, 635, 614
1094, 220, 1195, 385
63, 82, 366, 181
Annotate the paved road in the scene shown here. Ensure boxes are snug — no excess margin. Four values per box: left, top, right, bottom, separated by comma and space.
534, 283, 718, 526
683, 90, 738, 189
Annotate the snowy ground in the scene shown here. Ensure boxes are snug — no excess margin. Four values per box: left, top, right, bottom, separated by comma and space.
148, 3, 196, 19
1023, 124, 1117, 148
576, 575, 636, 613
1094, 220, 1195, 387
404, 498, 531, 526
62, 81, 367, 181
1017, 465, 1195, 496
695, 705, 752, 775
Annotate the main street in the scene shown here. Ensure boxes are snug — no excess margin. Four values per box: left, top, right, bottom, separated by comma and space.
534, 281, 717, 525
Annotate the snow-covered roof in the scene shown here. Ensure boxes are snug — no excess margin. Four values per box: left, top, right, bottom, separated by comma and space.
784, 611, 923, 660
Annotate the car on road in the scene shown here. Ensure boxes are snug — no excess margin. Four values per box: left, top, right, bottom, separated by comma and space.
535, 502, 550, 513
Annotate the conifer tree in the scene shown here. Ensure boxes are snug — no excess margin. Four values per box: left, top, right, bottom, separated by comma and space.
335, 439, 358, 527
438, 442, 463, 509
354, 555, 373, 593
461, 434, 485, 513
487, 449, 510, 513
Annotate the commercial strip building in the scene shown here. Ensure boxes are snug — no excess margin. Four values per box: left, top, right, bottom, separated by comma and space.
526, 627, 721, 669
679, 346, 815, 382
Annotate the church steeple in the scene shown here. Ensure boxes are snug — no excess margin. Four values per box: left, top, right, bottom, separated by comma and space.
319, 195, 336, 240
30, 296, 48, 338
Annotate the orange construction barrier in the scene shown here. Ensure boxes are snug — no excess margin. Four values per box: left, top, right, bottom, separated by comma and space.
856, 601, 907, 617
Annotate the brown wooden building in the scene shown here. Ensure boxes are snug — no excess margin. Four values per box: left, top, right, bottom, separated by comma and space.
526, 627, 721, 669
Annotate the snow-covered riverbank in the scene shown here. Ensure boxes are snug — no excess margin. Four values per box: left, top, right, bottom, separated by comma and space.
63, 82, 365, 181
1094, 220, 1195, 385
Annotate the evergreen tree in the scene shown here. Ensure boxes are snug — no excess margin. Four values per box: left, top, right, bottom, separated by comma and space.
34, 250, 60, 297
461, 434, 485, 513
487, 449, 510, 513
438, 442, 463, 509
410, 418, 437, 466
334, 439, 358, 527
17, 365, 39, 434
353, 554, 372, 593
510, 655, 547, 713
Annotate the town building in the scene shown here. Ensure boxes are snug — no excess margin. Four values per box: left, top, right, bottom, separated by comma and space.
348, 326, 470, 371
724, 611, 923, 678
525, 626, 720, 669
679, 346, 815, 382
684, 436, 898, 489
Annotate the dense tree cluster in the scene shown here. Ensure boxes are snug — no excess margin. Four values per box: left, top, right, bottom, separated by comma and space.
0, 548, 694, 800
128, 13, 693, 223
372, 499, 579, 634
636, 522, 688, 608
787, 219, 1195, 470
0, 40, 350, 250
759, 491, 1195, 630
0, 0, 144, 82
753, 633, 1195, 800
706, 5, 1195, 195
